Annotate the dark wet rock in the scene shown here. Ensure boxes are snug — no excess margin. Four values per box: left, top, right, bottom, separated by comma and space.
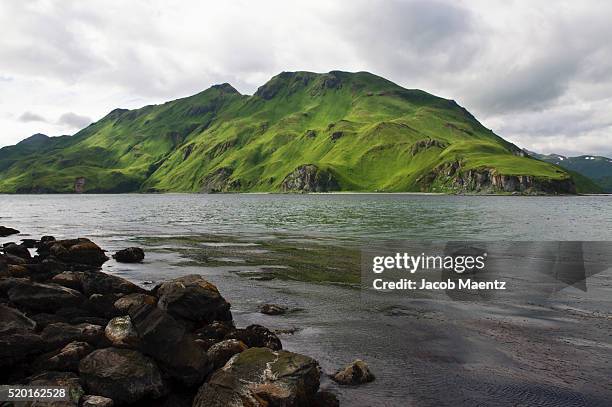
195, 320, 234, 341
112, 247, 145, 263
81, 395, 115, 407
0, 304, 43, 368
260, 303, 287, 315
87, 293, 123, 318
1, 264, 29, 278
7, 281, 85, 312
0, 276, 26, 297
79, 347, 166, 404
129, 303, 212, 386
49, 238, 108, 267
30, 312, 68, 330
113, 292, 157, 313
105, 316, 139, 348
156, 274, 232, 324
193, 347, 320, 407
79, 271, 145, 297
56, 306, 96, 320
206, 339, 248, 369
41, 322, 104, 350
0, 226, 20, 237
34, 341, 94, 372
3, 243, 32, 259
39, 235, 56, 246
27, 371, 85, 406
331, 359, 375, 385
3, 252, 28, 265
281, 164, 339, 192
313, 391, 340, 407
20, 238, 39, 248
51, 271, 84, 291
70, 316, 110, 326
225, 324, 282, 350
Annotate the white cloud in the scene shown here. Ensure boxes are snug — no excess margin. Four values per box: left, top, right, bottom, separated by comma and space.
0, 0, 611, 157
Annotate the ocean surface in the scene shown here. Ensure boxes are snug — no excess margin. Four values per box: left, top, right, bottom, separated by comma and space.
1, 194, 611, 406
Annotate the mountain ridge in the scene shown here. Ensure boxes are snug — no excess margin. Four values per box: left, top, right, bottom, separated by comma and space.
525, 150, 612, 192
0, 70, 597, 194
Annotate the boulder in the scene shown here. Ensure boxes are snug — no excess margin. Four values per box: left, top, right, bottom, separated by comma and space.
206, 339, 248, 369
0, 226, 20, 237
49, 238, 108, 267
79, 348, 166, 404
112, 247, 145, 263
34, 341, 94, 372
193, 347, 320, 407
331, 359, 375, 385
3, 264, 29, 278
69, 316, 110, 327
51, 271, 84, 291
105, 316, 139, 348
81, 395, 114, 407
3, 253, 27, 265
313, 391, 340, 407
260, 303, 287, 315
156, 274, 231, 323
0, 304, 43, 368
225, 324, 282, 350
113, 292, 156, 313
79, 271, 144, 297
195, 320, 234, 341
20, 238, 39, 248
129, 303, 212, 386
87, 293, 123, 318
3, 243, 32, 260
26, 371, 85, 406
7, 281, 85, 312
41, 322, 104, 350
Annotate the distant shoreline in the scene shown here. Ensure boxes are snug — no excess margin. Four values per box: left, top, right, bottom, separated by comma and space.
1, 191, 609, 196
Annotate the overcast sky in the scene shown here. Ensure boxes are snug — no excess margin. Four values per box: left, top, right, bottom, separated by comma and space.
1, 0, 611, 157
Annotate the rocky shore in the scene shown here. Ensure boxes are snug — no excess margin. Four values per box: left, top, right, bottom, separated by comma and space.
0, 228, 373, 406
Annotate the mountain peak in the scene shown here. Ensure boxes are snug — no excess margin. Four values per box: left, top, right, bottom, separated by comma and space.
17, 133, 49, 145
209, 83, 240, 94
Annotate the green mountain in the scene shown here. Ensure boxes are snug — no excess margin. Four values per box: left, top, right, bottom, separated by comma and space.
525, 150, 612, 193
0, 71, 594, 194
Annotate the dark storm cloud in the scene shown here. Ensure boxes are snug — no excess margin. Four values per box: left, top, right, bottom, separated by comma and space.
58, 112, 92, 129
18, 111, 47, 123
336, 0, 479, 74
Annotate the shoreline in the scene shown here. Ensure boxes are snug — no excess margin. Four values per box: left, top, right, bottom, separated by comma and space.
1, 191, 608, 196
0, 229, 365, 406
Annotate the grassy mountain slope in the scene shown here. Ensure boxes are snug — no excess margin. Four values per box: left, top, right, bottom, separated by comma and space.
526, 151, 612, 192
0, 71, 587, 194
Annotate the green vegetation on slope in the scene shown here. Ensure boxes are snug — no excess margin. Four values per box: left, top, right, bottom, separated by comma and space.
526, 151, 612, 193
0, 71, 591, 194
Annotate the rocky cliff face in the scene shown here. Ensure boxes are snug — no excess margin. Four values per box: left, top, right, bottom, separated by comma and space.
420, 161, 576, 194
201, 167, 241, 193
281, 164, 339, 192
